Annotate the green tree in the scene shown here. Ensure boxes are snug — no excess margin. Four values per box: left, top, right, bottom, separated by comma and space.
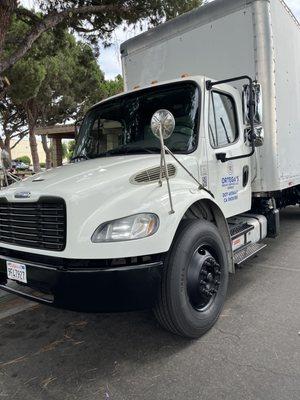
0, 0, 202, 77
0, 96, 27, 158
100, 75, 124, 98
67, 140, 76, 161
5, 20, 105, 171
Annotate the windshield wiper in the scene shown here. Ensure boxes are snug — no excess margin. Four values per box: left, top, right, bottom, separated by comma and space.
71, 154, 89, 162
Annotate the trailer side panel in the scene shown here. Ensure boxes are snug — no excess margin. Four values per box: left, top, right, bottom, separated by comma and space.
271, 0, 300, 190
122, 4, 256, 91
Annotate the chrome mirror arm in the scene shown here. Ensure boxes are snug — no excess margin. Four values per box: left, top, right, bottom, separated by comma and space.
164, 146, 215, 199
159, 126, 175, 215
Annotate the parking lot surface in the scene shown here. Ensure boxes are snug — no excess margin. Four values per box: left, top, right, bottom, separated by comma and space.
0, 208, 299, 400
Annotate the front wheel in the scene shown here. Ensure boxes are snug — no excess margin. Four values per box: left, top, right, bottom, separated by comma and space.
154, 219, 229, 338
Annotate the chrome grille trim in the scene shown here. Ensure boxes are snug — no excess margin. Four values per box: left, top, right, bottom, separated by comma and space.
131, 164, 176, 185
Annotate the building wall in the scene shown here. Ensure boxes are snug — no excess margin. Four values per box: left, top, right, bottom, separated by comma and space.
11, 139, 46, 164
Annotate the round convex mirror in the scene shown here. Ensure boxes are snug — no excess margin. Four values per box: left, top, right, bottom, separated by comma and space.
151, 109, 175, 140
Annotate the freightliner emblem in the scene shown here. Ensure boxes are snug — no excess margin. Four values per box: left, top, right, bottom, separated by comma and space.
15, 191, 31, 199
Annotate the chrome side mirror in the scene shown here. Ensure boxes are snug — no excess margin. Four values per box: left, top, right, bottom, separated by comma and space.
243, 83, 263, 125
243, 83, 264, 147
151, 109, 175, 140
253, 83, 263, 124
253, 126, 264, 147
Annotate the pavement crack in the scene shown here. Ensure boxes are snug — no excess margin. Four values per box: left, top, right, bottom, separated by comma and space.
214, 327, 241, 341
0, 355, 28, 368
0, 320, 87, 371
41, 376, 57, 389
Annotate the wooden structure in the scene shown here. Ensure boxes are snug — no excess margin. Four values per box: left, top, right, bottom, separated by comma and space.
35, 125, 75, 167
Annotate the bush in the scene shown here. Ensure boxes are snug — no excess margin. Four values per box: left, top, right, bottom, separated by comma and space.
67, 140, 76, 161
17, 155, 31, 165
40, 162, 46, 168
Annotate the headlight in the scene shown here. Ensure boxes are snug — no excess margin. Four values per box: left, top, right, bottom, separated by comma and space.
92, 213, 159, 243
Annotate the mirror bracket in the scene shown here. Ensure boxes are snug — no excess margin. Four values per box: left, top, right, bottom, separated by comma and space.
216, 153, 227, 163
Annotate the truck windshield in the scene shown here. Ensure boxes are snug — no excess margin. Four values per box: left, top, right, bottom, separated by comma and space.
73, 82, 200, 159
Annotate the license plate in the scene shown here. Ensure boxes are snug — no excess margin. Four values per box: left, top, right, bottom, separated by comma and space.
7, 261, 27, 283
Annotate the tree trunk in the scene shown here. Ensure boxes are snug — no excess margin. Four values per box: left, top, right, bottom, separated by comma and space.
25, 101, 41, 172
28, 125, 40, 172
41, 134, 52, 169
0, 0, 17, 56
4, 136, 11, 160
0, 118, 11, 159
0, 134, 4, 149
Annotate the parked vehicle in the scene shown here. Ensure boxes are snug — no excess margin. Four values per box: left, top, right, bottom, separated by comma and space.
0, 0, 299, 338
10, 160, 30, 171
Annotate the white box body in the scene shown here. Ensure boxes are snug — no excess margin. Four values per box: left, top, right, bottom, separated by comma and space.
121, 0, 300, 193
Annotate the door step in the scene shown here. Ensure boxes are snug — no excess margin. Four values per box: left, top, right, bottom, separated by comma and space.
234, 242, 267, 266
230, 223, 254, 239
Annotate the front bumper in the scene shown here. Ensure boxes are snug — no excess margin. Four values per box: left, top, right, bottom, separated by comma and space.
0, 248, 165, 312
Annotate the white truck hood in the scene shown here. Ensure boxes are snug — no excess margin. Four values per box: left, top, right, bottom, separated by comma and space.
0, 154, 203, 259
2, 154, 199, 200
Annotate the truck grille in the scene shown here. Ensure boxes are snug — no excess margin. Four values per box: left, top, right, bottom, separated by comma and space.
0, 197, 66, 251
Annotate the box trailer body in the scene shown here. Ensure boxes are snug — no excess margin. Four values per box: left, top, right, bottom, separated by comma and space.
1, 0, 300, 338
121, 0, 300, 193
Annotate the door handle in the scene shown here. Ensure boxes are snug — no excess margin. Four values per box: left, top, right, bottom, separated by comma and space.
243, 166, 249, 187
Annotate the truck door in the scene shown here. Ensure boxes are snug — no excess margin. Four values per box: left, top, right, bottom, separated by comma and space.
206, 84, 252, 218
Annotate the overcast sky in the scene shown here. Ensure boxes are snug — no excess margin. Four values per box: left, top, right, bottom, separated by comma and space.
21, 0, 300, 80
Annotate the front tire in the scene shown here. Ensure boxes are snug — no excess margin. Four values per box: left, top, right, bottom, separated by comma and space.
154, 219, 229, 338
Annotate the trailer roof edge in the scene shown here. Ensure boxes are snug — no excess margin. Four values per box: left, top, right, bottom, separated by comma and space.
121, 0, 270, 56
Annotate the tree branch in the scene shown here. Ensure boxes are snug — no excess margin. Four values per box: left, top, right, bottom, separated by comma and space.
10, 129, 27, 139
10, 132, 28, 150
15, 7, 41, 23
0, 4, 128, 75
75, 26, 114, 34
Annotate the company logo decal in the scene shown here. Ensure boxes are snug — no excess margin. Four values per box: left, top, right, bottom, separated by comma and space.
222, 176, 239, 187
222, 175, 240, 203
15, 191, 31, 199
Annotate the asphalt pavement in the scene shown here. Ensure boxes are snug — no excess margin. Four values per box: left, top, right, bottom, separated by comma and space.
0, 207, 299, 400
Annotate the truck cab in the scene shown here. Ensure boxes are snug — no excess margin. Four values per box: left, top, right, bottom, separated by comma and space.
1, 0, 299, 338
0, 74, 266, 338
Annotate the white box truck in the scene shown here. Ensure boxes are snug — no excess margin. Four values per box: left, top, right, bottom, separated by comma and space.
0, 0, 299, 338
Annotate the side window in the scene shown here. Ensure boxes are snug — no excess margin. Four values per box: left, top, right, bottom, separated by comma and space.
87, 118, 122, 155
209, 92, 238, 148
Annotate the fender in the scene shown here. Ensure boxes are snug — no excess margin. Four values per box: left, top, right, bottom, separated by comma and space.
181, 198, 234, 273
75, 185, 234, 268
